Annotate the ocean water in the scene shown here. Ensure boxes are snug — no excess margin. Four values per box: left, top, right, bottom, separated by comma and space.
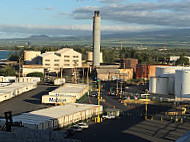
0, 51, 13, 60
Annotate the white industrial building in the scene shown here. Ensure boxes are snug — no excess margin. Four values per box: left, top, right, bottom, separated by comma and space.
0, 103, 103, 130
42, 83, 88, 104
25, 48, 82, 73
149, 66, 190, 101
48, 83, 88, 100
0, 82, 37, 102
42, 95, 76, 104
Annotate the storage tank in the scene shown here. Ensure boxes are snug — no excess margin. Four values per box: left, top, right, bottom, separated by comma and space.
86, 51, 93, 61
87, 51, 103, 63
24, 51, 41, 61
149, 77, 156, 93
156, 77, 168, 95
175, 70, 190, 100
168, 77, 175, 95
156, 66, 177, 77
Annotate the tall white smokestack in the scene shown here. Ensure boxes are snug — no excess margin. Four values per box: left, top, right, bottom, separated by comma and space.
93, 11, 101, 67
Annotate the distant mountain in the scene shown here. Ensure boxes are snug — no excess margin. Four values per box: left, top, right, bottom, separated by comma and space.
102, 29, 190, 40
0, 28, 190, 48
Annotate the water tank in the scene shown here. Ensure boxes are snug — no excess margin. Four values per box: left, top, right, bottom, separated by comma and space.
156, 66, 178, 77
86, 51, 103, 63
149, 77, 156, 93
24, 51, 41, 61
86, 52, 93, 61
168, 77, 175, 95
156, 77, 168, 95
175, 70, 190, 100
100, 52, 103, 63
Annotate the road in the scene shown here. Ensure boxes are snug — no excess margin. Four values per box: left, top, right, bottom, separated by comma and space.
0, 85, 57, 118
70, 83, 190, 142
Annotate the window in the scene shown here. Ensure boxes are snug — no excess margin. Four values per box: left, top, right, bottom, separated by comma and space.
64, 64, 70, 66
73, 64, 78, 66
45, 64, 50, 66
54, 64, 59, 66
45, 59, 50, 61
73, 60, 78, 62
64, 55, 70, 58
73, 56, 78, 58
54, 59, 59, 62
64, 60, 70, 62
54, 68, 59, 70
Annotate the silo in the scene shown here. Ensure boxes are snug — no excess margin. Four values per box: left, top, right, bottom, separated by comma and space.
149, 77, 156, 93
24, 51, 41, 61
156, 66, 177, 77
100, 52, 103, 63
87, 51, 103, 63
156, 77, 168, 95
86, 52, 93, 62
93, 11, 101, 67
175, 70, 190, 100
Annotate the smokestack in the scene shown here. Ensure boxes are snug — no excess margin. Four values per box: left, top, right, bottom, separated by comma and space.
93, 11, 101, 67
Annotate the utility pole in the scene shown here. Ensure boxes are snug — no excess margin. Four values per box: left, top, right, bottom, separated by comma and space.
116, 79, 118, 96
60, 67, 63, 105
96, 79, 101, 123
18, 56, 21, 82
120, 82, 122, 98
74, 62, 77, 84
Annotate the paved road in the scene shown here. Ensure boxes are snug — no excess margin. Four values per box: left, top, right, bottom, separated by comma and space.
0, 85, 57, 118
70, 84, 190, 142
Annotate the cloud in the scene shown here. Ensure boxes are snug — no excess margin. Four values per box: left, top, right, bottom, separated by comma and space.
72, 1, 190, 28
44, 7, 54, 10
100, 0, 123, 3
0, 23, 169, 39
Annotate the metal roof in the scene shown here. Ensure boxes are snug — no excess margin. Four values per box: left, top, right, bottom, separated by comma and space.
96, 69, 120, 74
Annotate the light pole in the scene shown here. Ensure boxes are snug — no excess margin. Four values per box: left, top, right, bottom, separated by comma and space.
96, 79, 101, 123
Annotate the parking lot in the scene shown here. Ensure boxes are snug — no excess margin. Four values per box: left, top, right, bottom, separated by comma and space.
68, 82, 190, 142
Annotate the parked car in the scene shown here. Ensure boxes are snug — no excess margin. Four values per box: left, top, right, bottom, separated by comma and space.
70, 126, 82, 132
91, 93, 98, 97
76, 123, 89, 129
102, 115, 115, 119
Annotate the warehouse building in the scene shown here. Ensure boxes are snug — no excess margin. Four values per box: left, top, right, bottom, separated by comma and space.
0, 82, 37, 102
22, 65, 44, 77
48, 83, 88, 100
0, 103, 103, 130
42, 95, 76, 104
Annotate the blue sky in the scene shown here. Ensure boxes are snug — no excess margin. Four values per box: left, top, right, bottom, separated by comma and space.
0, 0, 189, 38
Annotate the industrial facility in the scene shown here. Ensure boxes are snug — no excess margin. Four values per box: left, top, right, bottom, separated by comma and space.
23, 48, 82, 74
93, 11, 101, 67
42, 83, 88, 104
149, 66, 190, 101
0, 103, 103, 130
0, 76, 40, 102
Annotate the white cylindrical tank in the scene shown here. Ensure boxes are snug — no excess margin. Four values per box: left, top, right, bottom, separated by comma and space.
87, 51, 103, 63
168, 77, 175, 95
100, 52, 103, 63
156, 77, 168, 95
156, 66, 177, 77
24, 51, 41, 61
87, 51, 93, 61
149, 77, 156, 93
93, 11, 101, 67
175, 70, 190, 100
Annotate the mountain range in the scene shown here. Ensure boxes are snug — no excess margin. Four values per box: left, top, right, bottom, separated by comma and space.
0, 29, 190, 48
